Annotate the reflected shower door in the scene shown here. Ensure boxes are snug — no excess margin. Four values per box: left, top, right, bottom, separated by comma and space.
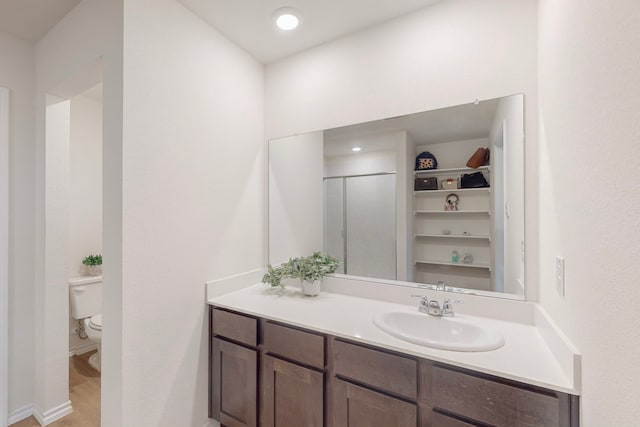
323, 178, 345, 274
345, 174, 396, 280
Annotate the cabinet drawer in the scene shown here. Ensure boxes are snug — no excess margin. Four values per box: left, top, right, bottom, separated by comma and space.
431, 411, 481, 427
211, 308, 257, 347
333, 339, 417, 400
263, 322, 325, 369
432, 365, 561, 426
333, 379, 417, 427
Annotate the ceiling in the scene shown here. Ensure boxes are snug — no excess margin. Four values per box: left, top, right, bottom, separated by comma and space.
0, 0, 80, 41
324, 99, 499, 158
178, 0, 443, 64
0, 0, 441, 62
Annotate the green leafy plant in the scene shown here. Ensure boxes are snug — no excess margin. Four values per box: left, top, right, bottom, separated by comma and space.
262, 252, 341, 288
82, 254, 102, 266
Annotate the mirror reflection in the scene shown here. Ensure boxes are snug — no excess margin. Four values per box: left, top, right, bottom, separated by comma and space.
269, 94, 524, 298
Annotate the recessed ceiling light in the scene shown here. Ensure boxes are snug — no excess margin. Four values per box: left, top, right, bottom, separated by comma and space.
273, 7, 301, 31
352, 147, 362, 152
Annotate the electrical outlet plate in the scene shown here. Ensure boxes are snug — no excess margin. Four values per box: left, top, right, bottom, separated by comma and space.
555, 256, 565, 297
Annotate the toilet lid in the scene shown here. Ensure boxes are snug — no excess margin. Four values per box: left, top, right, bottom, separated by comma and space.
89, 314, 102, 331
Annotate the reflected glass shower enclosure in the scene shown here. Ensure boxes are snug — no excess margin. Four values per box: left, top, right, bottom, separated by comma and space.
323, 173, 397, 280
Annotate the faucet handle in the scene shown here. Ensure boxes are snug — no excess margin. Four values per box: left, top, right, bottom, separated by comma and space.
411, 294, 430, 313
411, 294, 429, 304
442, 298, 463, 317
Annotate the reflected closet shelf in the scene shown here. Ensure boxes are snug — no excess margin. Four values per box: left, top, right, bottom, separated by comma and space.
414, 260, 492, 270
413, 210, 491, 215
414, 188, 490, 195
414, 234, 491, 241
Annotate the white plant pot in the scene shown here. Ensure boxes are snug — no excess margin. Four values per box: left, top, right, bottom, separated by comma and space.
301, 280, 321, 296
85, 265, 102, 276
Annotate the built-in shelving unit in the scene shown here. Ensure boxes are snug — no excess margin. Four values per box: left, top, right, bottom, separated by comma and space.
411, 147, 493, 291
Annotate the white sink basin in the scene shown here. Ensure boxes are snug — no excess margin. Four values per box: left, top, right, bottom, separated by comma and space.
373, 311, 505, 352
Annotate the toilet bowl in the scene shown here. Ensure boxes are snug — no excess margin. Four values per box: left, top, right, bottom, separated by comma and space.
83, 313, 102, 371
69, 276, 102, 371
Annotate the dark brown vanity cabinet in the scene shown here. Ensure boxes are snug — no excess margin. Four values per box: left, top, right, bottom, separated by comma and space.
209, 306, 579, 427
210, 309, 259, 427
261, 322, 325, 427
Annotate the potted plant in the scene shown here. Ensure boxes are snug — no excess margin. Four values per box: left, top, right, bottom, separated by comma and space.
262, 252, 341, 296
82, 254, 102, 276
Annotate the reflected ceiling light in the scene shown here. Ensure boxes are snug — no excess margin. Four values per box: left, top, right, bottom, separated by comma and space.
273, 7, 301, 31
352, 147, 362, 152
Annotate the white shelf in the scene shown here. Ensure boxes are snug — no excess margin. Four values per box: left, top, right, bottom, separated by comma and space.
414, 188, 490, 195
414, 260, 492, 270
414, 210, 491, 215
414, 234, 491, 241
414, 166, 490, 176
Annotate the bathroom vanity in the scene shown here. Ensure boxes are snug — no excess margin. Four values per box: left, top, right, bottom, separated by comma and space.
207, 285, 580, 427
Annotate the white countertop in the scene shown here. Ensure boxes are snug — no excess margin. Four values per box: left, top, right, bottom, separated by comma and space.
207, 283, 578, 395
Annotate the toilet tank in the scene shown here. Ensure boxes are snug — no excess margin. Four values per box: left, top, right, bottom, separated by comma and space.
69, 276, 102, 319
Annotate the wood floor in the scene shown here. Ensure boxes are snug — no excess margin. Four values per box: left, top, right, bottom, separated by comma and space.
11, 351, 101, 427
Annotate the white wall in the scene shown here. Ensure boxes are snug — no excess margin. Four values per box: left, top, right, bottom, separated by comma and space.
68, 94, 103, 278
538, 0, 640, 424
35, 0, 123, 424
265, 0, 539, 300
121, 0, 264, 425
68, 93, 103, 354
269, 132, 324, 265
42, 97, 71, 417
324, 148, 395, 177
0, 31, 36, 420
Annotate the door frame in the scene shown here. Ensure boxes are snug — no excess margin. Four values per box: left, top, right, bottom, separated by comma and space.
1, 87, 10, 427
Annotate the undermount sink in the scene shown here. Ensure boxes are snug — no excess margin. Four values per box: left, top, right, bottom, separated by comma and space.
373, 311, 505, 352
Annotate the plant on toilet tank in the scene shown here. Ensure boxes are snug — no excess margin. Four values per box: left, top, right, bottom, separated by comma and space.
262, 252, 341, 296
82, 254, 102, 276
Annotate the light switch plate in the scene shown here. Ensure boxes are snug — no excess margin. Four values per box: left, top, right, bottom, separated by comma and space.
555, 256, 565, 297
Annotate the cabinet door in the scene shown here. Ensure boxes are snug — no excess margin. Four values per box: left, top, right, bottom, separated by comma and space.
211, 337, 257, 427
333, 379, 417, 427
261, 355, 324, 427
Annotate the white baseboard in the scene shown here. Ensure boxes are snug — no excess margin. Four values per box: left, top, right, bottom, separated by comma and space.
203, 420, 220, 427
33, 400, 72, 426
8, 404, 34, 425
68, 342, 99, 357
206, 268, 265, 301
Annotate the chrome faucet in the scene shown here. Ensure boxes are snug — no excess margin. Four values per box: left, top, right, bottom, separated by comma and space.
442, 298, 462, 317
412, 295, 462, 317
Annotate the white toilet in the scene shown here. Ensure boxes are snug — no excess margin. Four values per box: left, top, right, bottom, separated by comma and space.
69, 276, 102, 371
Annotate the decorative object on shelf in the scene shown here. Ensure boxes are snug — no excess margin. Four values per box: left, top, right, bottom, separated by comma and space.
262, 252, 341, 296
414, 151, 438, 171
460, 171, 489, 188
441, 178, 458, 190
414, 177, 438, 191
463, 253, 474, 264
466, 147, 490, 168
441, 229, 451, 235
82, 254, 102, 276
451, 250, 459, 263
444, 193, 459, 211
